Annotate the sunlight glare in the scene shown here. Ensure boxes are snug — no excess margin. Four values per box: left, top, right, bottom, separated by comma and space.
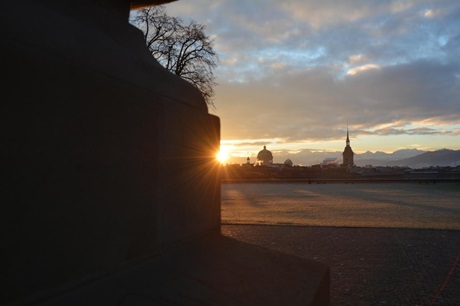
216, 147, 230, 164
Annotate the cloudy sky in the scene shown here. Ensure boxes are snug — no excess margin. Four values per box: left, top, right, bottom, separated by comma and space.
164, 0, 460, 160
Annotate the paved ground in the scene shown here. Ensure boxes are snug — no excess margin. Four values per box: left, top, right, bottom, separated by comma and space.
222, 224, 460, 306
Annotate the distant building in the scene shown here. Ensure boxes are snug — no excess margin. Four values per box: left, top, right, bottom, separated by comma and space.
243, 156, 253, 167
257, 146, 273, 165
284, 159, 293, 167
342, 127, 354, 167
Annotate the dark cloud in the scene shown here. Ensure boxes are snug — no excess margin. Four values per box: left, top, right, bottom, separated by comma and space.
374, 127, 455, 136
217, 59, 460, 141
163, 0, 460, 147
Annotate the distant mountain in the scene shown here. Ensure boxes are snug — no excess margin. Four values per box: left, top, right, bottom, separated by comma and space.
357, 149, 425, 161
385, 149, 460, 168
355, 149, 426, 166
348, 149, 460, 168
273, 149, 342, 166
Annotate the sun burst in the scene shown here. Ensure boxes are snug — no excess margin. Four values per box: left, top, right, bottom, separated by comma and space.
216, 147, 230, 164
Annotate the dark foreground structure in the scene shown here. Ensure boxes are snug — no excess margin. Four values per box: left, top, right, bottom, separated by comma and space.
1, 1, 329, 305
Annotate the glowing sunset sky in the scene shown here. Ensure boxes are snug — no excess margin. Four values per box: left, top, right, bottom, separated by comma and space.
163, 0, 460, 159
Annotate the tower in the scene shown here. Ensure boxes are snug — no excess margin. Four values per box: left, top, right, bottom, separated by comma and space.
342, 126, 354, 167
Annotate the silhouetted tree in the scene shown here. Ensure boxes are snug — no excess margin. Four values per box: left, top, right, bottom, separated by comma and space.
130, 6, 218, 107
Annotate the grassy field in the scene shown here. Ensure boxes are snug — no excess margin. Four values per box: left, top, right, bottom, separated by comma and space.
221, 182, 460, 230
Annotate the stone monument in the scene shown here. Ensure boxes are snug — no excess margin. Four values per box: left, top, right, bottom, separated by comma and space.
1, 0, 219, 303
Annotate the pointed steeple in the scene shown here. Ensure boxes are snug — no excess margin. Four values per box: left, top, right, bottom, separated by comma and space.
346, 125, 350, 146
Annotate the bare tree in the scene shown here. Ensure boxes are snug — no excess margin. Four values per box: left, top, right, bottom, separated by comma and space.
130, 7, 218, 107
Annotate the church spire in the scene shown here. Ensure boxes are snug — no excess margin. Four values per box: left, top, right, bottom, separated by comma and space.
342, 125, 354, 167
346, 125, 350, 146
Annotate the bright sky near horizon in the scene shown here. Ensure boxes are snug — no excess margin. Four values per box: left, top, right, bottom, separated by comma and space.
164, 0, 460, 160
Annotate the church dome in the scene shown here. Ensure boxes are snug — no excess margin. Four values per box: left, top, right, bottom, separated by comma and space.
257, 146, 273, 165
284, 159, 293, 167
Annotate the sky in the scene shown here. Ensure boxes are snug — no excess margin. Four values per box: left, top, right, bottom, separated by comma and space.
163, 0, 460, 161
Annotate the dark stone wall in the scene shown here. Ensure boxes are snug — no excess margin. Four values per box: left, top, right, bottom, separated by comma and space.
1, 1, 220, 304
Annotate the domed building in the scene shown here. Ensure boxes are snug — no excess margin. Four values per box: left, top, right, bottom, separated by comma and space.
257, 146, 273, 165
284, 159, 293, 167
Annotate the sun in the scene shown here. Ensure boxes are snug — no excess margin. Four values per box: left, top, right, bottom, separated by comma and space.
216, 147, 230, 164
